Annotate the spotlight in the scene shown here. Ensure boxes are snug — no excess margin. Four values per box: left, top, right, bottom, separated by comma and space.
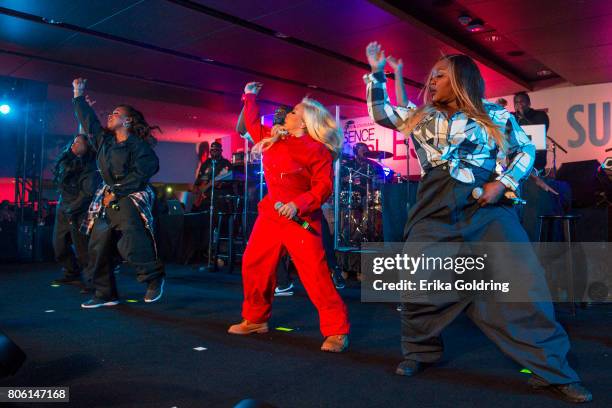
458, 14, 472, 26
467, 18, 485, 32
0, 104, 10, 115
536, 69, 553, 77
166, 186, 173, 194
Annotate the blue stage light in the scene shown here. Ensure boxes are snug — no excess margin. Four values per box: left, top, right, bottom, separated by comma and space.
0, 104, 10, 115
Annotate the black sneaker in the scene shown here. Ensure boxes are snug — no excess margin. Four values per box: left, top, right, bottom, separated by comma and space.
52, 277, 81, 286
528, 377, 593, 403
395, 360, 428, 377
274, 282, 294, 296
332, 269, 346, 290
144, 278, 165, 303
81, 297, 119, 309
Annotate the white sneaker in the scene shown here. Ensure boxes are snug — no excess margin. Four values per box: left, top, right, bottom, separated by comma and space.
274, 282, 294, 296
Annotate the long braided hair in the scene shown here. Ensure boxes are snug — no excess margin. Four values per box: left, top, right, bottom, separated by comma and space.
116, 104, 161, 146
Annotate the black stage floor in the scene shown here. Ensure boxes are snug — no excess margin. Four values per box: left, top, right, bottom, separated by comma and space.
1, 263, 610, 408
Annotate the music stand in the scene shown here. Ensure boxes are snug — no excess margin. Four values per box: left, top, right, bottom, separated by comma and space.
521, 124, 547, 150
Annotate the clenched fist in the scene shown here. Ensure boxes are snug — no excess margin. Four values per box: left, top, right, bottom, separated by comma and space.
244, 82, 263, 95
72, 78, 87, 98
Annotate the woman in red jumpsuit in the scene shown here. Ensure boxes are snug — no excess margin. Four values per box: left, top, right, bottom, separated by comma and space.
228, 82, 350, 352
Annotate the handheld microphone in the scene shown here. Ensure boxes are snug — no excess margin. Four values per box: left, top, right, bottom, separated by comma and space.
274, 201, 316, 234
472, 187, 526, 206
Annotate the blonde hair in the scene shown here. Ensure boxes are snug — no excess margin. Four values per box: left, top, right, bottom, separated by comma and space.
404, 54, 507, 151
252, 97, 343, 159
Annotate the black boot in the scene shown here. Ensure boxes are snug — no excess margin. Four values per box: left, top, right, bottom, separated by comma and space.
528, 377, 593, 403
332, 267, 346, 290
144, 277, 165, 303
395, 360, 428, 377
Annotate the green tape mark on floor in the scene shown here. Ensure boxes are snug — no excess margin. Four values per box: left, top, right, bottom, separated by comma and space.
51, 284, 60, 287
275, 327, 294, 332
520, 368, 532, 374
126, 299, 139, 303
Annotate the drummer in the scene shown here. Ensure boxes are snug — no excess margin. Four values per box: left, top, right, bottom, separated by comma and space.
350, 143, 389, 186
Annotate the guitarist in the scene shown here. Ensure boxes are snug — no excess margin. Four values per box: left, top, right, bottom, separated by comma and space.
192, 141, 232, 212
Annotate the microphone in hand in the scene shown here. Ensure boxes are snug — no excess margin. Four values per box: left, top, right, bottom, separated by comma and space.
472, 187, 526, 206
274, 201, 317, 234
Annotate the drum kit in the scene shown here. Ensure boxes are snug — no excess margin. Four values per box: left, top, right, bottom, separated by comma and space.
336, 149, 395, 246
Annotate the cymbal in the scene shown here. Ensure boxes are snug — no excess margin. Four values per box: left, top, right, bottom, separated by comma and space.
364, 150, 394, 160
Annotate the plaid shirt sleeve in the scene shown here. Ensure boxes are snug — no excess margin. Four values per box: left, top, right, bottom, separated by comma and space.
494, 110, 536, 191
364, 71, 416, 133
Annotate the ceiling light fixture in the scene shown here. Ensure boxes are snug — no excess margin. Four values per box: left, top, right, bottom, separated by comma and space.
536, 69, 553, 77
467, 18, 485, 32
457, 14, 471, 26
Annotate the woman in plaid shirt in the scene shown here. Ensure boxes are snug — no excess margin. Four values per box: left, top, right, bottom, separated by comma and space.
364, 42, 591, 403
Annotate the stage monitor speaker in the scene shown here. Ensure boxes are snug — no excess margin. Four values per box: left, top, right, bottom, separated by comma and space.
0, 332, 26, 378
556, 160, 611, 207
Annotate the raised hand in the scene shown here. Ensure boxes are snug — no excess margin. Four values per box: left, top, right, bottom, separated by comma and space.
244, 81, 263, 95
366, 42, 386, 73
387, 56, 403, 73
72, 78, 87, 97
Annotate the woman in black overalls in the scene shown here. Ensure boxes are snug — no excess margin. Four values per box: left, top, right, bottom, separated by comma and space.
51, 134, 99, 290
72, 78, 165, 308
364, 42, 591, 403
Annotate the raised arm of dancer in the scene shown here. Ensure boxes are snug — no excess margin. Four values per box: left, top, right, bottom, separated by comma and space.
236, 106, 247, 135
236, 107, 255, 144
242, 81, 269, 143
72, 78, 106, 152
388, 55, 409, 108
364, 42, 416, 134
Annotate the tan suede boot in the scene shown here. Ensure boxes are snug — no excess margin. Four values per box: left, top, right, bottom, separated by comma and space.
228, 320, 269, 335
321, 334, 349, 352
